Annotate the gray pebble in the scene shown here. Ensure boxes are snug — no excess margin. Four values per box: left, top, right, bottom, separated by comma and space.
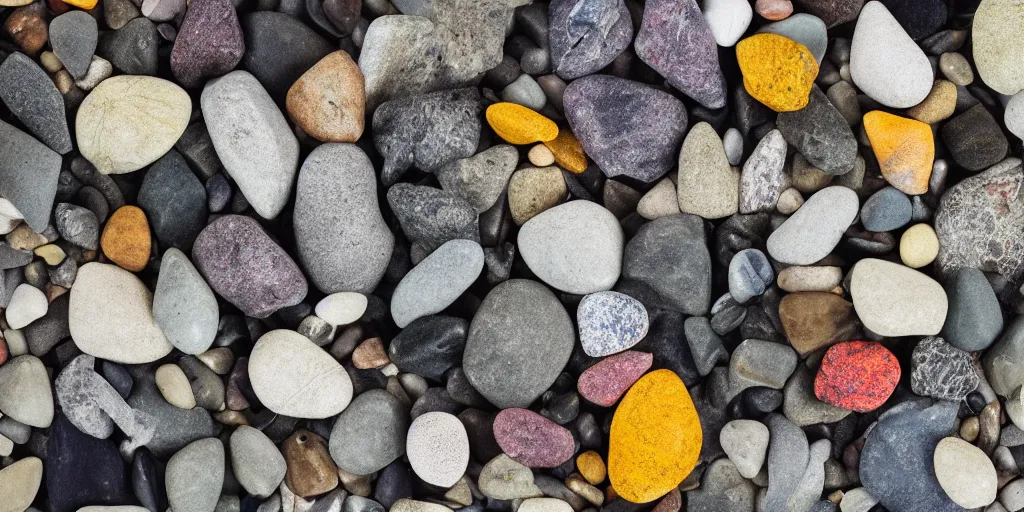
50, 11, 98, 79
0, 53, 72, 154
727, 249, 773, 304
861, 186, 912, 232
329, 389, 410, 476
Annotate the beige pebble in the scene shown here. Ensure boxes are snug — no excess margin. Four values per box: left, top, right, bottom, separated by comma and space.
899, 223, 939, 268
155, 363, 197, 409
790, 154, 832, 193
776, 187, 804, 214
637, 179, 680, 220
907, 80, 957, 125
566, 474, 603, 506
4, 328, 27, 357
33, 244, 65, 265
939, 52, 974, 86
40, 51, 62, 73
508, 166, 567, 225
777, 266, 843, 292
528, 144, 555, 167
7, 224, 47, 251
960, 416, 980, 442
197, 347, 234, 375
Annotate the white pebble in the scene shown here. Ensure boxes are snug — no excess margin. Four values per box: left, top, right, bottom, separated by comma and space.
315, 292, 368, 326
5, 284, 47, 330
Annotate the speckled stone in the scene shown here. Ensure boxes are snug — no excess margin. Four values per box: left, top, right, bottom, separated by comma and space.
50, 11, 97, 79
739, 130, 787, 214
911, 336, 979, 401
549, 0, 632, 80
54, 203, 99, 250
153, 248, 218, 355
406, 412, 469, 488
387, 183, 479, 253
436, 145, 518, 213
97, 18, 158, 75
493, 408, 574, 468
941, 104, 1009, 172
191, 214, 307, 318
767, 186, 860, 265
776, 86, 858, 175
576, 350, 653, 407
563, 75, 687, 183
577, 291, 649, 357
170, 0, 244, 88
0, 52, 72, 154
815, 341, 900, 412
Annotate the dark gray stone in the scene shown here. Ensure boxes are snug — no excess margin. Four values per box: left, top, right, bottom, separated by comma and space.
683, 316, 728, 377
240, 11, 333, 99
942, 267, 1003, 352
861, 186, 912, 232
548, 0, 632, 80
49, 11, 98, 79
388, 315, 468, 382
941, 104, 1009, 172
126, 367, 218, 458
777, 86, 858, 175
910, 336, 979, 401
138, 150, 208, 252
0, 243, 31, 270
0, 52, 72, 154
0, 120, 61, 232
329, 389, 410, 476
387, 183, 479, 253
98, 17, 159, 75
622, 214, 711, 315
46, 413, 133, 512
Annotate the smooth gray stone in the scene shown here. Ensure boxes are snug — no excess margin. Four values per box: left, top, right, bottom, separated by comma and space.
942, 267, 1003, 352
329, 389, 410, 476
782, 365, 851, 426
98, 17, 159, 75
166, 438, 225, 512
229, 425, 286, 498
153, 248, 218, 355
0, 120, 61, 232
758, 13, 828, 63
391, 239, 484, 328
137, 149, 208, 252
622, 214, 711, 315
764, 414, 809, 512
0, 355, 53, 429
0, 53, 72, 154
178, 355, 225, 411
0, 243, 32, 270
983, 315, 1024, 396
343, 496, 383, 512
49, 11, 98, 79
687, 458, 756, 512
728, 339, 797, 399
294, 143, 395, 294
240, 11, 333, 99
126, 368, 217, 458
683, 316, 728, 377
727, 249, 773, 304
311, 489, 346, 512
860, 186, 912, 232
766, 186, 859, 265
435, 145, 518, 213
0, 415, 30, 444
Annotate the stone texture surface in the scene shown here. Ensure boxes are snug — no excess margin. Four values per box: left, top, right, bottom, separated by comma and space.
911, 336, 979, 401
814, 341, 900, 412
621, 214, 711, 315
776, 86, 857, 175
549, 0, 632, 80
850, 258, 947, 337
249, 329, 352, 418
0, 121, 62, 233
0, 52, 71, 154
170, 0, 244, 88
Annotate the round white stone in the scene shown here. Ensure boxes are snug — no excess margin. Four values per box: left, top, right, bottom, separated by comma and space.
703, 0, 752, 47
850, 1, 933, 108
5, 284, 47, 329
248, 329, 353, 419
315, 292, 368, 327
406, 411, 469, 488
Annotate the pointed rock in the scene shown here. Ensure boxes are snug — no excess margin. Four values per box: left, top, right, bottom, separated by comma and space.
170, 0, 244, 88
0, 355, 53, 428
676, 122, 739, 219
153, 248, 218, 355
739, 130, 787, 213
0, 52, 71, 153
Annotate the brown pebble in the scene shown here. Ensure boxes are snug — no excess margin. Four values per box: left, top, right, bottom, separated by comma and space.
213, 409, 248, 426
4, 3, 48, 55
508, 166, 567, 225
282, 429, 339, 497
790, 154, 833, 193
652, 488, 681, 512
828, 490, 844, 504
338, 467, 372, 496
7, 224, 48, 251
755, 0, 793, 20
351, 337, 389, 369
330, 324, 363, 359
961, 416, 980, 442
978, 401, 1001, 455
779, 291, 859, 356
906, 80, 957, 125
286, 51, 365, 143
46, 284, 68, 302
100, 205, 151, 272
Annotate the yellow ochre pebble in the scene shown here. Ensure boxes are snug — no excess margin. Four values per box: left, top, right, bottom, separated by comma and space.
34, 244, 66, 266
543, 129, 588, 173
62, 0, 98, 9
863, 110, 935, 196
608, 369, 702, 503
736, 33, 819, 112
577, 450, 607, 485
100, 205, 151, 272
900, 223, 940, 268
486, 102, 558, 145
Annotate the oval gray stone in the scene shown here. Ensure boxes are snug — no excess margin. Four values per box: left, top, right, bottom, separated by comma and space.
622, 213, 711, 315
0, 53, 72, 154
766, 186, 859, 265
166, 437, 225, 512
391, 239, 484, 328
329, 389, 410, 476
153, 248, 218, 355
0, 120, 61, 233
229, 425, 285, 498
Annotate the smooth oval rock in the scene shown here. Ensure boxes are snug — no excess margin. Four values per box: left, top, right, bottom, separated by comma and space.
100, 205, 151, 272
315, 292, 367, 327
0, 457, 42, 512
776, 86, 858, 175
391, 239, 484, 328
69, 262, 173, 364
933, 437, 998, 508
0, 355, 53, 428
406, 411, 469, 488
76, 76, 191, 175
577, 351, 653, 407
153, 248, 218, 355
814, 341, 900, 412
577, 291, 648, 357
165, 438, 225, 512
0, 52, 72, 154
329, 389, 410, 476
767, 186, 859, 265
849, 258, 948, 336
249, 329, 352, 419
676, 122, 740, 219
704, 0, 752, 47
493, 408, 574, 468
5, 283, 46, 330
201, 70, 299, 219
973, 0, 1024, 96
850, 1, 933, 107
518, 200, 623, 295
942, 267, 1003, 352
230, 425, 286, 498
861, 186, 913, 232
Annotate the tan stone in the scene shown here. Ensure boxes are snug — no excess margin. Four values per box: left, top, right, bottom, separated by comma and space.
508, 166, 566, 225
779, 291, 859, 356
283, 429, 338, 497
907, 80, 957, 125
351, 337, 389, 369
790, 154, 833, 193
286, 51, 365, 143
777, 266, 843, 292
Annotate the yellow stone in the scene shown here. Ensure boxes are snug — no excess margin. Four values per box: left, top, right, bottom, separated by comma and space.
900, 223, 940, 268
34, 244, 66, 265
863, 110, 935, 195
63, 0, 98, 8
486, 102, 558, 145
907, 80, 957, 124
736, 33, 819, 112
608, 369, 702, 503
543, 129, 587, 173
577, 450, 607, 485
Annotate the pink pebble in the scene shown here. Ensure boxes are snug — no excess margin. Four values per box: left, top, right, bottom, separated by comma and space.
492, 408, 575, 468
755, 0, 793, 20
576, 350, 654, 407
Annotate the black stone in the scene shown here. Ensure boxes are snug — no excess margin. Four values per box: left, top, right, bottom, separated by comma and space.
132, 448, 167, 512
138, 150, 208, 252
446, 367, 489, 408
388, 315, 468, 382
240, 11, 334, 100
24, 292, 70, 357
410, 387, 462, 419
99, 360, 134, 398
941, 104, 1009, 172
0, 52, 72, 153
458, 408, 503, 463
621, 214, 711, 316
633, 308, 701, 386
46, 413, 133, 512
98, 17, 159, 75
777, 86, 858, 175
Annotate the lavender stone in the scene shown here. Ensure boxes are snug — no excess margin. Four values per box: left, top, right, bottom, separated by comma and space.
170, 0, 245, 88
549, 0, 633, 80
577, 291, 649, 357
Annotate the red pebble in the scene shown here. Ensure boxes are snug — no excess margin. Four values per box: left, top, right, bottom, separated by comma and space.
576, 350, 653, 407
492, 408, 574, 468
814, 341, 900, 412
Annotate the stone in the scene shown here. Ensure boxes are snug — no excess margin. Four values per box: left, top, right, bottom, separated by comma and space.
849, 258, 947, 336
638, 179, 681, 219
608, 370, 701, 503
563, 75, 687, 183
704, 0, 752, 47
543, 129, 588, 174
860, 186, 912, 232
388, 183, 479, 253
391, 239, 483, 327
153, 248, 218, 355
939, 52, 973, 86
5, 284, 46, 330
135, 150, 205, 252
315, 293, 367, 327
779, 291, 857, 356
776, 87, 857, 175
47, 411, 136, 512
4, 5, 48, 55
790, 154, 833, 192
622, 214, 711, 315
0, 121, 62, 233
286, 51, 364, 143
508, 166, 567, 225
463, 279, 574, 409
155, 364, 196, 409
126, 368, 216, 458
0, 355, 53, 428
406, 412, 468, 488
170, 0, 244, 88
294, 144, 394, 294
932, 437, 996, 508
0, 457, 42, 512
166, 438, 225, 512
477, 454, 543, 500
687, 458, 756, 512
739, 130, 787, 214
982, 316, 1024, 396
783, 365, 851, 426
502, 74, 546, 111
758, 13, 828, 63
97, 17, 157, 76
941, 104, 1009, 172
942, 267, 1003, 352
249, 329, 352, 419
934, 159, 1024, 284
388, 315, 467, 382
49, 11, 97, 79
676, 122, 740, 219
100, 206, 151, 272
908, 80, 957, 124
728, 249, 773, 304
74, 56, 114, 90
389, 501, 450, 512
973, 0, 1024, 96
201, 70, 299, 219
863, 111, 934, 195
1007, 91, 1024, 141
352, 338, 389, 369
329, 389, 409, 476
192, 215, 307, 318
493, 408, 574, 468
240, 11, 333, 99
684, 316, 728, 376
282, 430, 338, 497
911, 336, 979, 401
69, 263, 173, 364
815, 341, 900, 412
634, 0, 726, 109
0, 52, 71, 154
141, 0, 184, 22
518, 201, 622, 294
850, 1, 932, 108
519, 498, 573, 512
762, 414, 809, 512
719, 420, 768, 479
76, 76, 191, 175
576, 350, 652, 406
756, 0, 794, 20
436, 145, 518, 213
900, 223, 940, 268
548, 0, 632, 79
766, 186, 859, 265
778, 188, 805, 213
860, 401, 962, 512
486, 102, 558, 145
230, 425, 286, 498
373, 88, 481, 185
577, 291, 648, 357
729, 339, 798, 397
736, 33, 819, 112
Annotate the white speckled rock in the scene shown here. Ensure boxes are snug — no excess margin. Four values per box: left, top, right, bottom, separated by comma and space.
248, 329, 353, 419
850, 258, 948, 337
677, 122, 740, 219
5, 284, 46, 329
0, 356, 53, 428
201, 70, 299, 219
766, 186, 859, 265
390, 500, 452, 512
153, 248, 218, 355
577, 291, 649, 357
0, 457, 42, 512
69, 262, 174, 364
933, 437, 997, 508
703, 0, 752, 47
391, 239, 484, 328
973, 0, 1024, 96
720, 419, 769, 479
406, 411, 469, 488
518, 200, 623, 295
76, 75, 191, 174
849, 1, 933, 108
314, 292, 368, 326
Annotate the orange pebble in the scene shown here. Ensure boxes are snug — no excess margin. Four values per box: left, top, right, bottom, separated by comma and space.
486, 102, 558, 145
863, 110, 935, 195
577, 450, 607, 485
736, 33, 819, 112
543, 129, 588, 173
62, 0, 97, 9
100, 205, 151, 272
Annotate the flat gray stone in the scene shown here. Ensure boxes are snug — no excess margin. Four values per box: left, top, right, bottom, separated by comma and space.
53, 203, 99, 250
758, 13, 828, 63
153, 248, 218, 355
166, 438, 225, 512
329, 389, 410, 476
983, 315, 1024, 396
229, 425, 286, 498
435, 145, 518, 213
783, 365, 851, 426
776, 86, 858, 175
0, 120, 61, 233
0, 53, 72, 154
391, 239, 484, 328
719, 419, 768, 479
0, 355, 53, 428
764, 414, 809, 512
767, 186, 859, 265
728, 339, 797, 399
622, 214, 711, 315
50, 11, 98, 79
387, 183, 479, 254
127, 368, 217, 458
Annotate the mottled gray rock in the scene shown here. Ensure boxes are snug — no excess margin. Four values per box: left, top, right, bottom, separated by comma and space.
372, 88, 482, 186
777, 87, 858, 175
911, 336, 979, 401
329, 389, 410, 476
783, 365, 851, 426
764, 414, 809, 512
548, 0, 632, 80
50, 11, 98, 79
137, 150, 208, 252
127, 368, 217, 458
294, 144, 394, 294
729, 339, 797, 398
622, 214, 711, 315
166, 438, 225, 512
687, 458, 756, 512
391, 239, 484, 328
942, 267, 1003, 352
0, 120, 61, 233
153, 248, 218, 355
229, 425, 286, 498
435, 145, 518, 213
739, 130, 787, 214
766, 186, 859, 265
728, 249, 773, 304
387, 183, 479, 253
563, 75, 687, 183
98, 17, 159, 76
684, 316, 728, 376
0, 53, 72, 154
577, 291, 648, 357
54, 203, 100, 250
463, 280, 574, 408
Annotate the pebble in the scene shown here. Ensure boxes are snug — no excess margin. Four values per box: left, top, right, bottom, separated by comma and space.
762, 414, 809, 512
284, 50, 364, 143
577, 292, 648, 357
294, 144, 394, 294
983, 316, 1024, 396
501, 74, 546, 111
97, 17, 157, 75
155, 363, 196, 409
100, 205, 151, 272
49, 11, 97, 79
74, 56, 114, 91
933, 437, 997, 508
782, 365, 851, 426
939, 52, 973, 86
141, 0, 183, 22
776, 87, 857, 175
790, 154, 833, 192
576, 351, 653, 406
728, 249, 773, 304
549, 0, 633, 79
704, 0, 752, 47
5, 5, 48, 55
486, 103, 558, 145
849, 258, 947, 336
736, 33, 818, 112
563, 75, 687, 183
608, 370, 701, 504
1003, 481, 1024, 512
5, 284, 46, 329
463, 280, 574, 409
329, 389, 409, 476
861, 187, 912, 232
519, 498, 572, 512
352, 338, 389, 369
249, 329, 352, 418
192, 214, 307, 318
777, 266, 842, 293
729, 339, 798, 397
478, 455, 542, 500
46, 412, 135, 512
942, 267, 1002, 352
406, 412, 469, 488
170, 0, 243, 88
153, 248, 218, 355
493, 408, 574, 468
0, 355, 53, 428
623, 214, 711, 315
910, 336, 979, 401
391, 239, 483, 328
508, 166, 567, 225
69, 262, 173, 364
973, 0, 1024, 96
436, 145, 518, 213
907, 80, 957, 125
543, 129, 588, 174
941, 104, 1009, 172
719, 420, 769, 479
0, 457, 42, 512
634, 0, 726, 109
126, 369, 216, 457
282, 429, 338, 497
766, 186, 859, 265
137, 150, 207, 252
388, 316, 467, 382
76, 75, 191, 175
850, 1, 932, 108
814, 341, 899, 412
165, 438, 225, 512
863, 111, 934, 195
637, 179, 681, 219
0, 121, 61, 233
676, 122, 739, 219
201, 70, 299, 219
387, 183, 478, 253
576, 451, 606, 485
739, 129, 787, 214
756, 0, 793, 20
314, 293, 367, 327
389, 501, 450, 512
526, 144, 555, 168
0, 52, 71, 154
240, 11, 333, 100
899, 223, 939, 268
230, 425, 286, 498
518, 200, 622, 294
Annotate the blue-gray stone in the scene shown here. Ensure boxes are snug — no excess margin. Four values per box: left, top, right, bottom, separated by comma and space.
942, 267, 1003, 352
549, 0, 633, 80
0, 120, 61, 233
727, 249, 774, 304
49, 11, 98, 79
577, 291, 649, 357
861, 186, 912, 232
